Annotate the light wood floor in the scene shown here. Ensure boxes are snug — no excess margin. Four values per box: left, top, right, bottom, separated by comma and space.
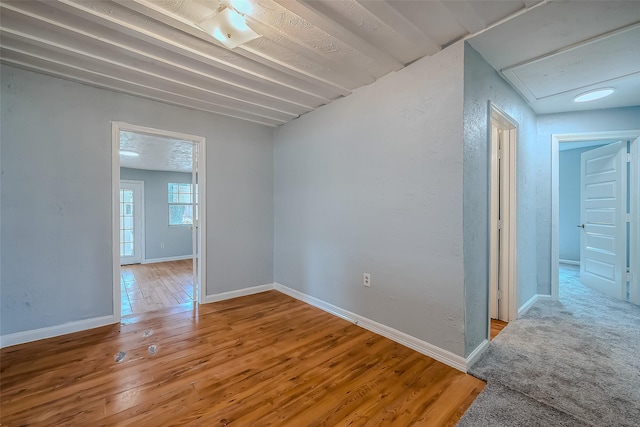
1, 291, 485, 426
120, 259, 194, 315
490, 319, 508, 340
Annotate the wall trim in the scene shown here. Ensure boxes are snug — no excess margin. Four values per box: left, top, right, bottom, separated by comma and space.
273, 283, 468, 372
0, 315, 117, 349
465, 339, 490, 369
202, 284, 274, 304
559, 259, 580, 266
142, 255, 194, 264
518, 294, 552, 317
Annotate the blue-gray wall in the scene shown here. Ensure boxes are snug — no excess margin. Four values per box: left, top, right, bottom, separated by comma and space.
0, 65, 274, 336
559, 146, 605, 262
463, 44, 539, 356
536, 107, 640, 294
120, 168, 193, 260
274, 42, 467, 356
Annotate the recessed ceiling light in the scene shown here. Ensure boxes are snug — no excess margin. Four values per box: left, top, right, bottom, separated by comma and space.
573, 88, 615, 103
119, 150, 139, 157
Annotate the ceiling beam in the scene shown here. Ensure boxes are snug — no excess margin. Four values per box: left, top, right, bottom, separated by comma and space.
110, 0, 361, 94
274, 0, 403, 72
0, 3, 312, 114
439, 1, 487, 35
355, 0, 441, 56
0, 52, 282, 127
0, 29, 297, 122
48, 0, 348, 99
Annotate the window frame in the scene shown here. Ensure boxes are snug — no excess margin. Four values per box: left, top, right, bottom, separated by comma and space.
168, 182, 197, 227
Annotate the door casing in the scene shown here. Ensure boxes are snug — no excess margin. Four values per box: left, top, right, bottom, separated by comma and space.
489, 104, 518, 327
111, 122, 207, 321
551, 130, 640, 301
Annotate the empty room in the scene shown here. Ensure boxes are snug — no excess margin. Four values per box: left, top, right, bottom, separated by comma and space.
1, 1, 639, 425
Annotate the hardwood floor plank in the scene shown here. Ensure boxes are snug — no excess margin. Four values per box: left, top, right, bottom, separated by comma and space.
1, 290, 484, 426
490, 319, 508, 340
120, 260, 194, 315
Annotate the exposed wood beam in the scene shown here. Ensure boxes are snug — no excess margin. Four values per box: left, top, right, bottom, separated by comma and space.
355, 0, 441, 55
48, 0, 347, 99
523, 0, 545, 9
0, 3, 311, 114
439, 0, 487, 34
0, 53, 282, 127
0, 30, 296, 122
110, 0, 360, 94
274, 0, 404, 72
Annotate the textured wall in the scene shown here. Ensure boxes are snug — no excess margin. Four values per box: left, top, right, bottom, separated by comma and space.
536, 107, 640, 295
274, 42, 466, 356
120, 168, 193, 260
463, 44, 539, 356
0, 65, 274, 336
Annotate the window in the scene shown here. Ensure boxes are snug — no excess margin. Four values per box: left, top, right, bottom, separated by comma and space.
168, 183, 197, 226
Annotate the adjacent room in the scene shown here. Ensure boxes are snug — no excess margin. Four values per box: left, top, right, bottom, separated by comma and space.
1, 0, 639, 425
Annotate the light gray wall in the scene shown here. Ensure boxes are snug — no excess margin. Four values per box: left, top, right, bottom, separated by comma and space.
274, 42, 466, 356
0, 65, 274, 336
559, 146, 605, 261
120, 168, 193, 260
463, 44, 539, 355
536, 107, 640, 295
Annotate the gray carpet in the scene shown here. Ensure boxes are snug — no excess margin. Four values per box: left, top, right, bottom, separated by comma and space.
459, 266, 640, 427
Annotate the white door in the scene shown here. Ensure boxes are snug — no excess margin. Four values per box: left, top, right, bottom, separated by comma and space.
630, 137, 639, 305
580, 142, 626, 300
120, 180, 144, 265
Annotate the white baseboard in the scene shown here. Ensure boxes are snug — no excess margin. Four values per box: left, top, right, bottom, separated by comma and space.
0, 315, 117, 349
559, 259, 580, 266
465, 339, 489, 369
518, 294, 552, 317
202, 284, 274, 304
141, 255, 193, 264
274, 282, 468, 372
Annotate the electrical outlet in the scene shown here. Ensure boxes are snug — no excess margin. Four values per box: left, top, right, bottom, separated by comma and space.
161, 242, 165, 248
363, 273, 371, 287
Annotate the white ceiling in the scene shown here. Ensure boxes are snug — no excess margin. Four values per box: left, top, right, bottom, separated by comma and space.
469, 1, 640, 114
0, 0, 540, 127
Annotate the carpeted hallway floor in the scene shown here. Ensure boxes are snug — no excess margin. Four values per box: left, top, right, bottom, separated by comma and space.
458, 265, 640, 427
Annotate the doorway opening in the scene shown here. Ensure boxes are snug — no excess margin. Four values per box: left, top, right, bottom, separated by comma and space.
488, 104, 518, 338
112, 122, 207, 320
551, 131, 639, 305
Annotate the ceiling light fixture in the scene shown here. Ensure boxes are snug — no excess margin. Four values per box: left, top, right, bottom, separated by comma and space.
573, 88, 615, 103
119, 150, 139, 157
197, 2, 260, 50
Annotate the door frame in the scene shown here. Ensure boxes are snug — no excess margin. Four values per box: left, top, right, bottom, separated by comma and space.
489, 104, 518, 325
550, 130, 640, 301
119, 179, 145, 265
111, 122, 207, 321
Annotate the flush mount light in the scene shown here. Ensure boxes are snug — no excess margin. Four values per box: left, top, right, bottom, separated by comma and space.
197, 6, 261, 49
119, 150, 139, 157
573, 88, 615, 103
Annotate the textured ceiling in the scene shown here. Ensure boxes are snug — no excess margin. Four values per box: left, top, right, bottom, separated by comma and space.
0, 0, 540, 127
120, 130, 194, 172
